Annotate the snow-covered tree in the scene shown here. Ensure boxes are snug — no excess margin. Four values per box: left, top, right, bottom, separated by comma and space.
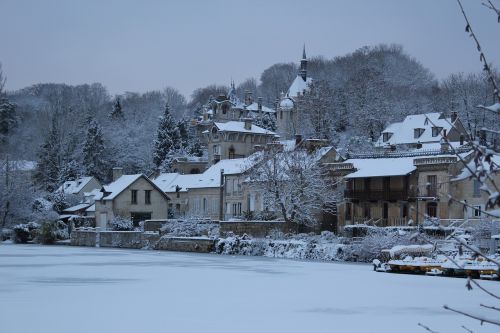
35, 117, 62, 191
153, 103, 181, 170
249, 149, 338, 226
110, 97, 123, 119
254, 112, 277, 132
83, 119, 107, 180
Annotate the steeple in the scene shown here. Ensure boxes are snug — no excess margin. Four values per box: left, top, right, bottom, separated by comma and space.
300, 44, 308, 81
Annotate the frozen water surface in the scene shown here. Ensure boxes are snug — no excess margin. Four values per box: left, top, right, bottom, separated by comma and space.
0, 244, 499, 333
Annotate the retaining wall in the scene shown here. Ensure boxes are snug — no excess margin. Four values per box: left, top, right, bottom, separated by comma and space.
154, 237, 216, 253
219, 221, 298, 237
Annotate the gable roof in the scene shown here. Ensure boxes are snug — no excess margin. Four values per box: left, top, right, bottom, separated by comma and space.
213, 121, 277, 135
101, 174, 170, 201
375, 113, 456, 147
57, 176, 97, 195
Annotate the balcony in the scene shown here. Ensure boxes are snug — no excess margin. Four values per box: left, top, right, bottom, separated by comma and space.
344, 189, 409, 201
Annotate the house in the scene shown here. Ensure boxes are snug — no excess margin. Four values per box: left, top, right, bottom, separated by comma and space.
276, 46, 313, 139
328, 145, 476, 231
375, 112, 469, 149
94, 170, 170, 228
56, 176, 102, 199
205, 119, 277, 165
153, 154, 263, 220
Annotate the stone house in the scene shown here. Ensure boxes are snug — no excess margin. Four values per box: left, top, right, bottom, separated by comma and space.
94, 171, 170, 228
205, 119, 277, 165
56, 176, 102, 199
374, 112, 469, 149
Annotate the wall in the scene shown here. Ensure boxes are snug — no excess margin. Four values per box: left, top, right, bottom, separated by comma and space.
219, 221, 297, 237
99, 231, 143, 249
70, 229, 96, 247
154, 237, 216, 253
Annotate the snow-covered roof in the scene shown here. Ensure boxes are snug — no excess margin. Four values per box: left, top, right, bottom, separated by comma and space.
85, 204, 95, 212
375, 113, 455, 147
63, 203, 92, 213
453, 154, 500, 182
57, 176, 95, 195
287, 76, 312, 98
241, 102, 275, 113
344, 157, 417, 179
279, 98, 294, 110
101, 174, 170, 201
154, 154, 261, 193
214, 121, 276, 135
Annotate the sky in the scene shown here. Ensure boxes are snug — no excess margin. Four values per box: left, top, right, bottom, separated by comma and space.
0, 0, 499, 99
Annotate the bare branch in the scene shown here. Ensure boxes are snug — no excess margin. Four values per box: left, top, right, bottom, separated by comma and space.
461, 325, 474, 333
417, 323, 440, 333
480, 303, 500, 311
450, 234, 500, 268
443, 305, 500, 326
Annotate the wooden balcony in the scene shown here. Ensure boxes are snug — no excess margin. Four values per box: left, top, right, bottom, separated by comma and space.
344, 189, 409, 201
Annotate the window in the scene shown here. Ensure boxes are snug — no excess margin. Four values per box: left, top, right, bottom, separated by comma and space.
280, 110, 283, 119
145, 190, 151, 205
427, 175, 437, 197
203, 198, 207, 213
229, 147, 235, 159
473, 179, 481, 197
414, 128, 425, 139
131, 190, 138, 204
432, 127, 443, 137
130, 212, 151, 227
426, 202, 437, 218
473, 205, 482, 217
345, 202, 352, 221
222, 104, 229, 114
213, 145, 220, 155
382, 132, 392, 142
400, 203, 408, 218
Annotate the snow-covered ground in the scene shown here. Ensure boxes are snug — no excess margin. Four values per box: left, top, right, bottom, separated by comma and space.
0, 244, 498, 333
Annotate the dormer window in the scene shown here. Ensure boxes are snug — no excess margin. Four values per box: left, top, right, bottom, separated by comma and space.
432, 127, 443, 137
382, 132, 393, 142
414, 128, 425, 139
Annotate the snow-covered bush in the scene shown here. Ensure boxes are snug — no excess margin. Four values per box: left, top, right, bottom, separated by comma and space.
38, 220, 69, 244
160, 218, 219, 238
110, 216, 134, 231
12, 222, 40, 243
1, 228, 13, 241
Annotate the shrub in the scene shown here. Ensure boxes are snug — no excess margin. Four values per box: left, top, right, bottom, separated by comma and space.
13, 222, 40, 243
110, 216, 134, 231
38, 220, 69, 244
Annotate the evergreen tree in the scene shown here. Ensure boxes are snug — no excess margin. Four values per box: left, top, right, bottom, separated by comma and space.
153, 104, 181, 170
83, 119, 106, 180
188, 137, 204, 157
35, 117, 62, 191
0, 97, 17, 147
177, 119, 189, 149
110, 97, 124, 119
58, 159, 80, 182
254, 112, 277, 132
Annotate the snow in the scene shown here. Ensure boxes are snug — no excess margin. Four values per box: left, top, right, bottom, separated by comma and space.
1, 244, 499, 333
2, 160, 37, 172
62, 203, 91, 212
287, 75, 312, 97
101, 174, 143, 200
56, 176, 94, 195
344, 157, 417, 178
214, 121, 276, 135
375, 113, 455, 147
279, 97, 294, 109
478, 102, 500, 113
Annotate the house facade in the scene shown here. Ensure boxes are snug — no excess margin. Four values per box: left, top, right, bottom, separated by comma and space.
94, 174, 170, 228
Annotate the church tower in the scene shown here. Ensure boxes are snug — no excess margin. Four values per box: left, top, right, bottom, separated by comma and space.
299, 44, 308, 81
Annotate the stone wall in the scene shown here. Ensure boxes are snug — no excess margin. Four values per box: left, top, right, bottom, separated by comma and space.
70, 229, 96, 247
219, 221, 298, 237
154, 236, 216, 253
99, 231, 143, 249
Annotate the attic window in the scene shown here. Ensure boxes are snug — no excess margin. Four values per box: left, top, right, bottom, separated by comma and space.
382, 132, 392, 142
424, 118, 429, 125
432, 127, 443, 137
65, 184, 70, 188
77, 181, 82, 186
414, 128, 425, 139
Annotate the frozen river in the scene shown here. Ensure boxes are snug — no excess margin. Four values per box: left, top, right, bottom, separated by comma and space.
0, 244, 498, 333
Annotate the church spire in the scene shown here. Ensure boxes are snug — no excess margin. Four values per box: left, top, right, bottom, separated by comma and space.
300, 44, 308, 81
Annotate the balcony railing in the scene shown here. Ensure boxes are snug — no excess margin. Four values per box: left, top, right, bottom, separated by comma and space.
344, 189, 409, 201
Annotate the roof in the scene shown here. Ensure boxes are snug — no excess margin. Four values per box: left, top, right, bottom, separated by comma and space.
102, 174, 170, 201
241, 102, 275, 113
214, 121, 276, 135
154, 154, 262, 192
344, 157, 417, 178
287, 76, 312, 98
57, 176, 95, 195
375, 113, 456, 147
63, 203, 92, 213
85, 204, 95, 212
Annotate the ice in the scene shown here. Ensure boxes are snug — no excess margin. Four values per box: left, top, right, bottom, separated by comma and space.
0, 244, 499, 333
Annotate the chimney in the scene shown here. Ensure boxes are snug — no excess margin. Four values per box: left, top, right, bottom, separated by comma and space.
257, 97, 263, 112
460, 135, 464, 145
244, 91, 253, 106
112, 167, 123, 181
451, 111, 458, 123
275, 98, 280, 111
440, 130, 449, 153
243, 118, 252, 130
295, 134, 303, 147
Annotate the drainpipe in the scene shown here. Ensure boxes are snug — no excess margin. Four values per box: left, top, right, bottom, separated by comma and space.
219, 169, 225, 221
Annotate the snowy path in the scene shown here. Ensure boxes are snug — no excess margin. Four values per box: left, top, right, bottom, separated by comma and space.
0, 244, 498, 333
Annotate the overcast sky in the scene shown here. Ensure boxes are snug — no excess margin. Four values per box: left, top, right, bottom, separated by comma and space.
1, 0, 498, 98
